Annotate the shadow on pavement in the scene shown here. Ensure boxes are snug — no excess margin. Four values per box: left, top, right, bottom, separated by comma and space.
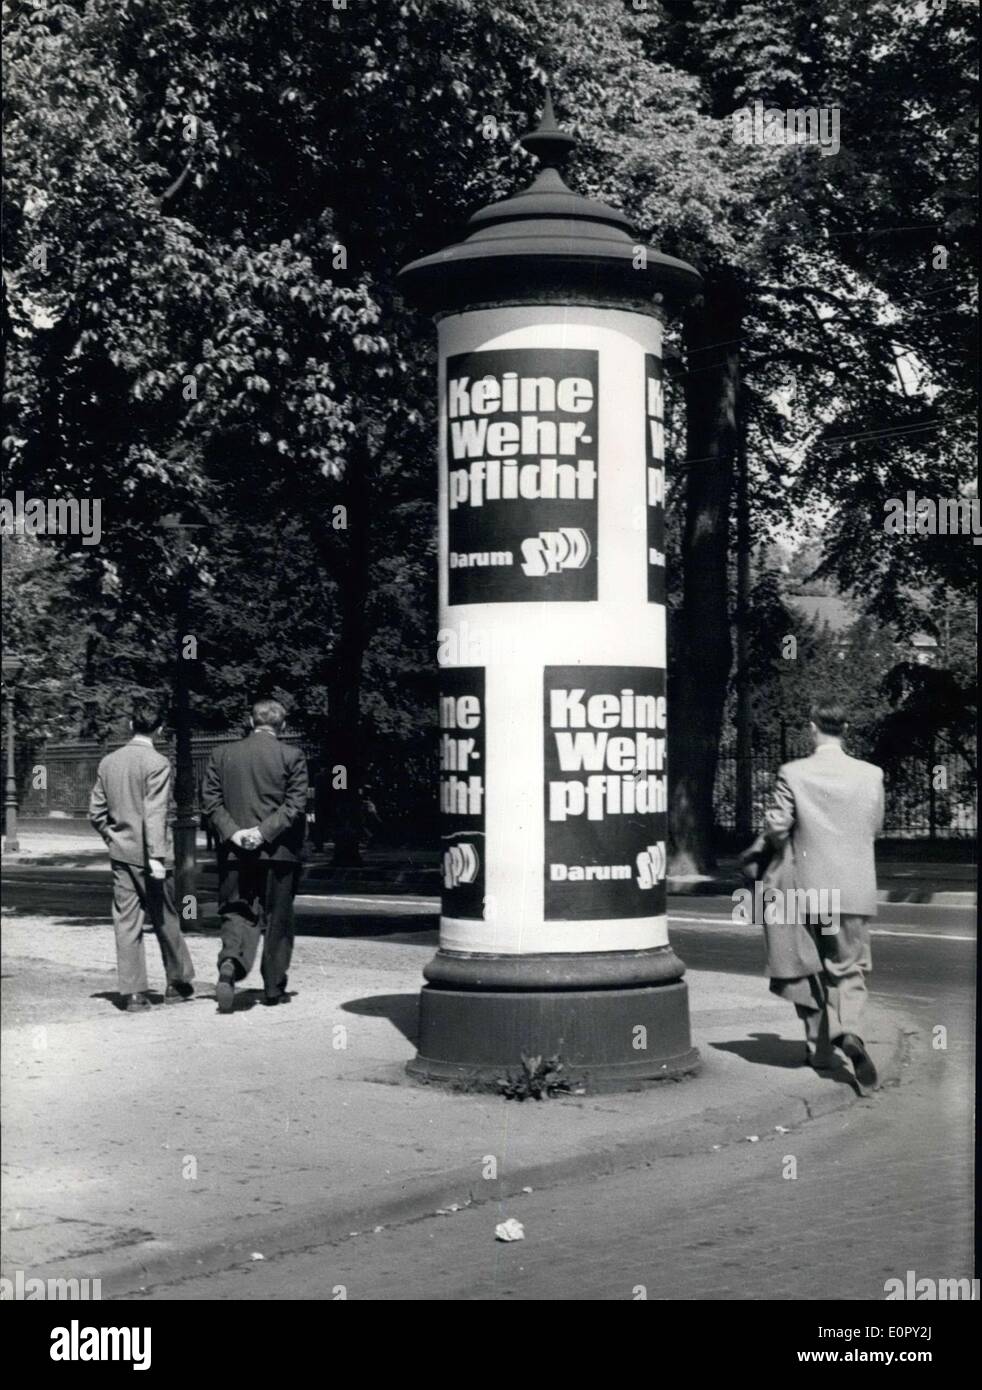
17, 915, 110, 929
2, 897, 438, 944
89, 989, 178, 1012
342, 992, 420, 1045
229, 987, 269, 1012
711, 1032, 806, 1068
5, 854, 105, 867
89, 986, 274, 1013
292, 912, 439, 941
711, 1034, 860, 1091
90, 990, 134, 1012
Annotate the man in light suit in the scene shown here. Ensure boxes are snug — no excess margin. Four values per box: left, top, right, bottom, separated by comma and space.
765, 703, 885, 1088
89, 700, 195, 1012
201, 698, 308, 1012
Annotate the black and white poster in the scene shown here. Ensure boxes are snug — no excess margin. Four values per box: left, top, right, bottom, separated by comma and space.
439, 666, 486, 919
544, 665, 667, 920
645, 352, 666, 604
446, 347, 599, 604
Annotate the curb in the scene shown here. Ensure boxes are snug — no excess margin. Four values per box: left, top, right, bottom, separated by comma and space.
3, 869, 975, 936
28, 1013, 914, 1299
670, 875, 978, 907
3, 863, 976, 907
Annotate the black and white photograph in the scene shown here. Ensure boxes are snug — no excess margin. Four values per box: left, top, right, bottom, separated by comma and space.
1, 0, 978, 1353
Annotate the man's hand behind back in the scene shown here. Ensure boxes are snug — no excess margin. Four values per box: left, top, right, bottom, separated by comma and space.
231, 828, 264, 851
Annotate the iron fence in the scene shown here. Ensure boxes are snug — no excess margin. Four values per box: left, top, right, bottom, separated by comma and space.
5, 732, 317, 821
4, 732, 977, 841
713, 738, 977, 839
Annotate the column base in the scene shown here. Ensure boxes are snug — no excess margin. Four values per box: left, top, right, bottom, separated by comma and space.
407, 978, 700, 1093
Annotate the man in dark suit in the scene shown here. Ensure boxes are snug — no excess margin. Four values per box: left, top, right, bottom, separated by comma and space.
201, 698, 308, 1012
89, 699, 195, 1012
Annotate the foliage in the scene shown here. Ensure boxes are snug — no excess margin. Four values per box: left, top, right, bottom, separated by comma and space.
732, 558, 977, 761
2, 0, 976, 843
873, 662, 977, 771
497, 1051, 578, 1101
0, 536, 95, 742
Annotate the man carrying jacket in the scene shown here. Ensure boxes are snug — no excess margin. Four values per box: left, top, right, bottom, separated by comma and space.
765, 702, 885, 1089
201, 698, 308, 1012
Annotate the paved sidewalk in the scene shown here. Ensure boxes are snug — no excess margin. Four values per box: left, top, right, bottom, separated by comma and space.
1, 902, 913, 1298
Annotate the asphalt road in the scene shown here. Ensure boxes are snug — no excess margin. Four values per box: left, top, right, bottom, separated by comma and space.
670, 903, 975, 1014
126, 1046, 973, 1302
2, 876, 974, 1014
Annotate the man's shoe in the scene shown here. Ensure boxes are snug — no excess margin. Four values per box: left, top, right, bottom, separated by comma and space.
807, 1050, 841, 1071
837, 1033, 878, 1089
216, 963, 236, 1014
124, 993, 151, 1012
165, 981, 194, 1003
263, 992, 291, 1006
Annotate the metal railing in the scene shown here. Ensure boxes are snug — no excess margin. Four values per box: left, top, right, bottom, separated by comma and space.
713, 738, 976, 839
4, 732, 976, 841
5, 732, 317, 821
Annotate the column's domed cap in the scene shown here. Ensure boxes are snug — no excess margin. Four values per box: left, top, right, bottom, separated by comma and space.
398, 92, 702, 314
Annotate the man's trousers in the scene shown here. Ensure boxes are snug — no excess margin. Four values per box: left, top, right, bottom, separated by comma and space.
111, 860, 195, 997
216, 857, 300, 998
815, 912, 872, 1040
775, 913, 872, 1055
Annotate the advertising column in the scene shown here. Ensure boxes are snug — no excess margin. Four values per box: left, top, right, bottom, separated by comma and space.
400, 96, 701, 1087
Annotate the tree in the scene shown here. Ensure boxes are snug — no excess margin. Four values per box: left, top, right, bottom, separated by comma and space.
2, 0, 542, 846
544, 0, 977, 867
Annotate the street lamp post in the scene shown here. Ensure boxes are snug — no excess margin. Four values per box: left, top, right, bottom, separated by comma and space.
398, 96, 703, 1088
2, 655, 26, 852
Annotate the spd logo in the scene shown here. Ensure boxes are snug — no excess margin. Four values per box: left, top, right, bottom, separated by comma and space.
443, 841, 480, 890
520, 527, 591, 578
635, 842, 666, 889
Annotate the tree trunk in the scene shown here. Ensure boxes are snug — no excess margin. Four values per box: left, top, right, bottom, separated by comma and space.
328, 437, 373, 867
669, 276, 743, 875
927, 734, 937, 841
734, 397, 753, 844
172, 556, 197, 908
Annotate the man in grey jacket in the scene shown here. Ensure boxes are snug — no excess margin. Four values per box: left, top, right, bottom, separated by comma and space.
765, 703, 885, 1088
89, 699, 195, 1012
